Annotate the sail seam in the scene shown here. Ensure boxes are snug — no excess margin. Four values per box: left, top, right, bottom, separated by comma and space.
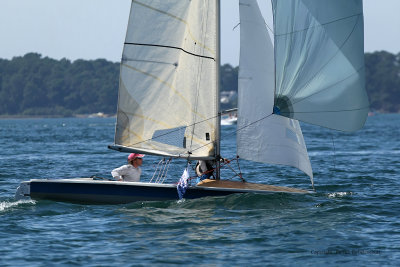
124, 114, 218, 149
122, 58, 175, 66
190, 113, 274, 154
121, 63, 212, 125
280, 106, 370, 114
132, 0, 215, 57
120, 110, 172, 129
289, 66, 365, 107
124, 42, 215, 61
274, 13, 362, 36
283, 14, 362, 100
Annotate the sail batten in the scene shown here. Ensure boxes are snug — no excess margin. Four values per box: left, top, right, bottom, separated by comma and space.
272, 0, 369, 132
124, 42, 216, 61
114, 0, 218, 158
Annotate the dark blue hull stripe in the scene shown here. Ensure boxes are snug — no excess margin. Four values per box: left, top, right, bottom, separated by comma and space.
30, 181, 238, 204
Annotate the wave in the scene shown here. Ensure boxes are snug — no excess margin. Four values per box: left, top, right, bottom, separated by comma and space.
326, 192, 353, 198
121, 192, 313, 211
0, 199, 36, 212
309, 150, 400, 157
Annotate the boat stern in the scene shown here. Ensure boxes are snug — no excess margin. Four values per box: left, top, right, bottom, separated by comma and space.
15, 181, 31, 200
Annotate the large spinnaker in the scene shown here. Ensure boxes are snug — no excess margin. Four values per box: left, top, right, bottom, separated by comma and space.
113, 0, 218, 159
237, 0, 313, 182
272, 0, 369, 132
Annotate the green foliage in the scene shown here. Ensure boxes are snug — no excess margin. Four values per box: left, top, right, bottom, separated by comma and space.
365, 51, 400, 113
220, 63, 238, 92
220, 64, 239, 110
0, 51, 399, 116
0, 53, 119, 116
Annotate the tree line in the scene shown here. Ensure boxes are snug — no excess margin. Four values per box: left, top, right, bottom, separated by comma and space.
0, 51, 399, 116
0, 53, 119, 116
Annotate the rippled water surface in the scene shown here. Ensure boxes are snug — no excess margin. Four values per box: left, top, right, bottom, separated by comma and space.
1, 115, 399, 266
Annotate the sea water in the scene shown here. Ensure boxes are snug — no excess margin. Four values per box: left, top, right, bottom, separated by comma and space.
0, 115, 399, 266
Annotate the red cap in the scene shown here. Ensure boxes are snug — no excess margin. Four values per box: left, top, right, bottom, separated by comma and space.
128, 153, 145, 161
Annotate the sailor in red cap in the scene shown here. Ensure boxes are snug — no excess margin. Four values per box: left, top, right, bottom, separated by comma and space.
111, 153, 145, 182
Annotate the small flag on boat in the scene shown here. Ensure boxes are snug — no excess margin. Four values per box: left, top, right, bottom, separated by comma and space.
177, 166, 190, 199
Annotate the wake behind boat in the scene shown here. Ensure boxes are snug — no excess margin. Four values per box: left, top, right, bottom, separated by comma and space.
17, 0, 368, 204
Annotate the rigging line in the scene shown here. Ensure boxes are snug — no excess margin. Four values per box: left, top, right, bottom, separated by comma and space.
161, 158, 172, 184
225, 161, 241, 180
265, 22, 274, 34
156, 158, 167, 183
120, 109, 172, 129
236, 156, 245, 182
274, 13, 362, 37
331, 134, 337, 173
190, 113, 274, 154
280, 105, 370, 114
121, 57, 175, 66
159, 158, 171, 183
260, 0, 274, 35
128, 112, 220, 148
121, 68, 214, 135
124, 42, 215, 61
233, 21, 273, 33
288, 66, 366, 108
284, 14, 362, 100
150, 159, 164, 183
121, 63, 213, 126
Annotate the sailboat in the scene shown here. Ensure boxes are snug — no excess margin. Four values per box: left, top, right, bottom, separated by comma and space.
221, 112, 238, 125
16, 0, 368, 204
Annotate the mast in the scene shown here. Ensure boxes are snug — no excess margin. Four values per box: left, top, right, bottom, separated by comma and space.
215, 0, 221, 180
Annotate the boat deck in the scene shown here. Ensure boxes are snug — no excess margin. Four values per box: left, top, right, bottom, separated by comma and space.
196, 179, 310, 193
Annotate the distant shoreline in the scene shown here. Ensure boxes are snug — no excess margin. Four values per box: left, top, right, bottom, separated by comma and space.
0, 111, 395, 120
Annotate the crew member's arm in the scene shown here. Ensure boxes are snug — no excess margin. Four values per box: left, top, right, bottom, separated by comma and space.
199, 161, 208, 174
111, 165, 129, 181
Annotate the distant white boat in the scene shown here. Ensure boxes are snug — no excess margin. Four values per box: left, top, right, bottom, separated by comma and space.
88, 112, 108, 118
221, 114, 237, 125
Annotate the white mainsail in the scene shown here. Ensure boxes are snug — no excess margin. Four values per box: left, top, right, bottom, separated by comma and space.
237, 0, 313, 181
112, 0, 218, 159
272, 0, 369, 132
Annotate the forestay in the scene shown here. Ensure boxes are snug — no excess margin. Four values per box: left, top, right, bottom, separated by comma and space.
113, 0, 218, 159
272, 0, 369, 132
237, 0, 313, 181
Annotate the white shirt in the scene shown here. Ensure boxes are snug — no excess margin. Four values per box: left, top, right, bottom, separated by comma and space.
111, 164, 141, 182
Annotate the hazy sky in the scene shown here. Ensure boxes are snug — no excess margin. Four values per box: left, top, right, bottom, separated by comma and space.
0, 0, 399, 66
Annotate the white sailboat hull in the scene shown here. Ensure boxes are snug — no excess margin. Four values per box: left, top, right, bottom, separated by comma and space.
221, 116, 238, 125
